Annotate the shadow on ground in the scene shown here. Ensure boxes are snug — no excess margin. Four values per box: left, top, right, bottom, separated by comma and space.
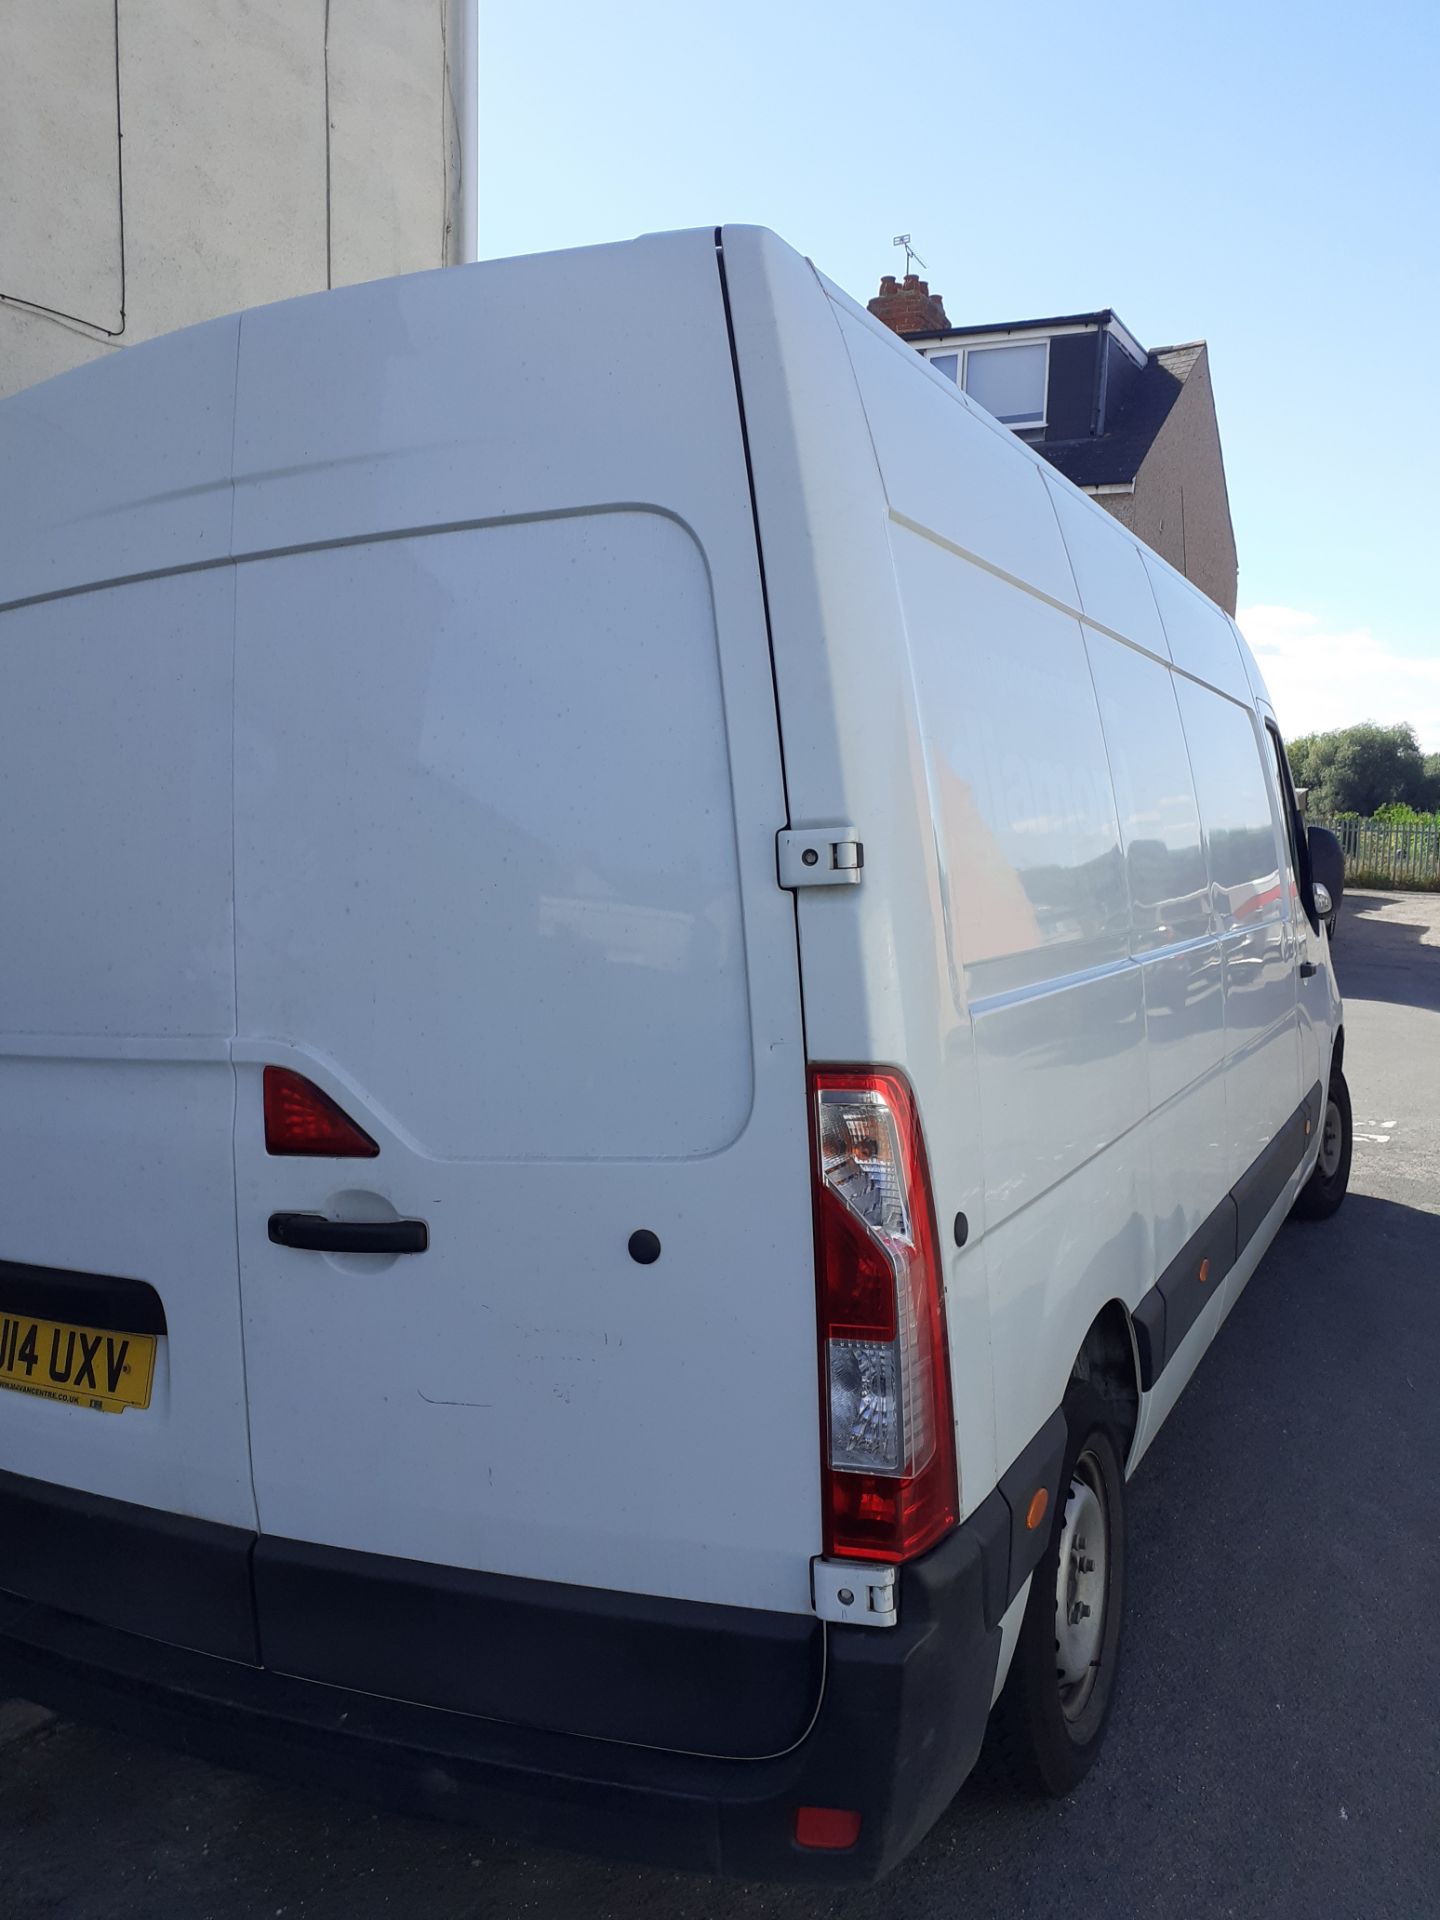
1335, 891, 1440, 1012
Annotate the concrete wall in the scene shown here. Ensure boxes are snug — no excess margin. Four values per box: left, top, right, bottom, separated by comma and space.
0, 0, 464, 403
1108, 346, 1239, 614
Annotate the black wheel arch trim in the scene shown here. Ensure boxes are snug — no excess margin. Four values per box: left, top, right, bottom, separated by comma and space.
967, 1409, 1069, 1632
1133, 1081, 1324, 1391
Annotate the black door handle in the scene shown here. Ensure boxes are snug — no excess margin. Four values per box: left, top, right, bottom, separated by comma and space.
1299, 960, 1319, 979
268, 1212, 428, 1254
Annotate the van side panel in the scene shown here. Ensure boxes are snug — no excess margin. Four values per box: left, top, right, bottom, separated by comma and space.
843, 323, 1076, 609
1141, 553, 1251, 702
1173, 681, 1301, 1187
1230, 615, 1275, 708
888, 528, 1146, 1226
883, 523, 1154, 1471
1084, 632, 1228, 1277
777, 274, 1319, 1486
720, 230, 1002, 1510
1040, 474, 1169, 660
805, 292, 1161, 1473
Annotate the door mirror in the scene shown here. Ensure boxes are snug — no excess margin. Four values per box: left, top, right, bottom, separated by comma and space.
1307, 824, 1344, 920
1313, 881, 1333, 920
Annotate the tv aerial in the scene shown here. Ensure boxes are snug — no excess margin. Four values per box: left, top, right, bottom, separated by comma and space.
892, 234, 927, 274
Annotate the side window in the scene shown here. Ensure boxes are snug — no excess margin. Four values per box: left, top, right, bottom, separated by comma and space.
1173, 680, 1284, 932
1265, 721, 1317, 930
1085, 631, 1209, 951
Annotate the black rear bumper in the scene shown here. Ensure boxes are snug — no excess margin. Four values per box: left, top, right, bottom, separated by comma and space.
0, 1424, 1080, 1884
0, 1519, 1001, 1883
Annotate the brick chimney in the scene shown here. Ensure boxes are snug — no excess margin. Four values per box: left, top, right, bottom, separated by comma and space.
868, 273, 950, 335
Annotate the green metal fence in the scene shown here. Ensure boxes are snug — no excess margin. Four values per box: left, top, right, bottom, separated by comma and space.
1313, 817, 1440, 890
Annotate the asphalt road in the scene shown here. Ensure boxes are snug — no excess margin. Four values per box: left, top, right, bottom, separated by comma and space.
3, 890, 1437, 1919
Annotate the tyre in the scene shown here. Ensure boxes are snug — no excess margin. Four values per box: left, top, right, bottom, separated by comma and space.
989, 1383, 1127, 1795
1293, 1066, 1352, 1221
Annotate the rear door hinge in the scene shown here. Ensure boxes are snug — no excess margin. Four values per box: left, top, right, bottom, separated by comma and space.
777, 826, 864, 890
811, 1556, 898, 1628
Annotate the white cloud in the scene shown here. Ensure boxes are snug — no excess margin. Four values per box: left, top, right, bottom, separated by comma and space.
1236, 605, 1440, 752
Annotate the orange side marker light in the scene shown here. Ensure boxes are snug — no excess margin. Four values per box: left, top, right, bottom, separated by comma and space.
1025, 1488, 1049, 1531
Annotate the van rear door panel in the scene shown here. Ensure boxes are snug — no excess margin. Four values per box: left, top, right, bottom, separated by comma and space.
0, 572, 255, 1535
232, 516, 819, 1624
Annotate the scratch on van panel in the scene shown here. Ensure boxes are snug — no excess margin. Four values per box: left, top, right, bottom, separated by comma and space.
416, 1389, 493, 1408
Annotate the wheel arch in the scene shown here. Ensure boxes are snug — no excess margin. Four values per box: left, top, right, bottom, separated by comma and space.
1068, 1300, 1142, 1471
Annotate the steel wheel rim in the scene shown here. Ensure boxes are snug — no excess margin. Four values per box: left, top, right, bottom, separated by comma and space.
1320, 1098, 1343, 1178
1054, 1449, 1108, 1720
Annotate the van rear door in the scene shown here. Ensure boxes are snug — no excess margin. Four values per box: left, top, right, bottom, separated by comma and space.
226, 241, 821, 1749
0, 567, 258, 1655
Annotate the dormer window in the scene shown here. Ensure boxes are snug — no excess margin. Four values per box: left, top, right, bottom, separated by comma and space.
924, 340, 1049, 429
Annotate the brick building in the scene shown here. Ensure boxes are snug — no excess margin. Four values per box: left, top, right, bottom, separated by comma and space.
868, 274, 1238, 614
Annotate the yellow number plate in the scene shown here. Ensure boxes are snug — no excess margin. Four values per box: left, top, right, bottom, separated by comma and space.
0, 1313, 157, 1414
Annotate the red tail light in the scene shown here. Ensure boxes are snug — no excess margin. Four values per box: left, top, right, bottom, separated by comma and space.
794, 1805, 862, 1850
811, 1067, 957, 1562
264, 1067, 379, 1158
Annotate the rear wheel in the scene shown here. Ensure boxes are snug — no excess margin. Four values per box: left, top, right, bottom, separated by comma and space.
990, 1384, 1127, 1795
1293, 1067, 1352, 1221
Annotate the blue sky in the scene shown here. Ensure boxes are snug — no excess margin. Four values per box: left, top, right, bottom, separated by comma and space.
481, 1, 1440, 745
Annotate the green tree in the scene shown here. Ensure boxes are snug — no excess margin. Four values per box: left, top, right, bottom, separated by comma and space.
1288, 722, 1429, 816
1373, 802, 1440, 825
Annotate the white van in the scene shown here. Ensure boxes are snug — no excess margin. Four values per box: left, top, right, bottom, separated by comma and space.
0, 228, 1350, 1881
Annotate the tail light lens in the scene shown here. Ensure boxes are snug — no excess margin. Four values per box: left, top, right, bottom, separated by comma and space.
811, 1067, 957, 1561
264, 1067, 379, 1158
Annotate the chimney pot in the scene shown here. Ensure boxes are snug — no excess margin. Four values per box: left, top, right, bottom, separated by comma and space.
867, 268, 950, 336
